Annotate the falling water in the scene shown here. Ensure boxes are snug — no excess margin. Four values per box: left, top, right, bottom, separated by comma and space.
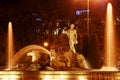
13, 45, 51, 66
101, 2, 118, 71
8, 22, 14, 70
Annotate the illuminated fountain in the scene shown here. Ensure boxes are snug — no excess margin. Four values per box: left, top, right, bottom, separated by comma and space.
7, 22, 14, 70
11, 44, 87, 71
13, 45, 51, 67
101, 2, 118, 71
6, 22, 87, 71
2, 2, 120, 80
6, 3, 118, 71
7, 22, 51, 70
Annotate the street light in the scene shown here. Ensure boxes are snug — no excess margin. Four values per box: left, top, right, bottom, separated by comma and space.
87, 0, 89, 35
43, 42, 49, 47
73, 0, 90, 35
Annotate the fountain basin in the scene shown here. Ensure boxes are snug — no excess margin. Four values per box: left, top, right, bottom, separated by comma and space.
0, 70, 120, 80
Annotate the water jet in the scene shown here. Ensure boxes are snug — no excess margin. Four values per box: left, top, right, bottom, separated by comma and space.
101, 2, 118, 71
7, 22, 14, 70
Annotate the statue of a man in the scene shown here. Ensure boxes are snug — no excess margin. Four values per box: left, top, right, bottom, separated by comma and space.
63, 24, 78, 53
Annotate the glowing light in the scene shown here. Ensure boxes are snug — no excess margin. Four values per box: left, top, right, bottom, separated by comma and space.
1, 75, 20, 80
76, 10, 90, 16
39, 71, 69, 80
0, 71, 21, 80
43, 42, 49, 47
101, 66, 118, 71
43, 75, 52, 80
78, 76, 88, 80
59, 75, 67, 79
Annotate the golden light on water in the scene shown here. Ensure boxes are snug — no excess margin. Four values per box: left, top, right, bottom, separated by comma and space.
78, 76, 88, 80
1, 75, 20, 80
38, 71, 89, 80
0, 71, 21, 80
39, 71, 69, 80
0, 71, 119, 79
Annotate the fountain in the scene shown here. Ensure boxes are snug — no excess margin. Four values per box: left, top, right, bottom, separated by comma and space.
6, 21, 87, 71
7, 22, 51, 70
6, 3, 118, 71
13, 45, 51, 67
7, 22, 14, 70
1, 2, 120, 80
101, 2, 118, 71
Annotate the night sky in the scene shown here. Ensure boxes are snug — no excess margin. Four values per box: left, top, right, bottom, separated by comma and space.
0, 1, 120, 45
0, 0, 120, 47
0, 0, 120, 44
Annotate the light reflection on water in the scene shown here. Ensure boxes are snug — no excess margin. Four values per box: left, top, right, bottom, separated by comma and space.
0, 71, 119, 80
0, 71, 21, 80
